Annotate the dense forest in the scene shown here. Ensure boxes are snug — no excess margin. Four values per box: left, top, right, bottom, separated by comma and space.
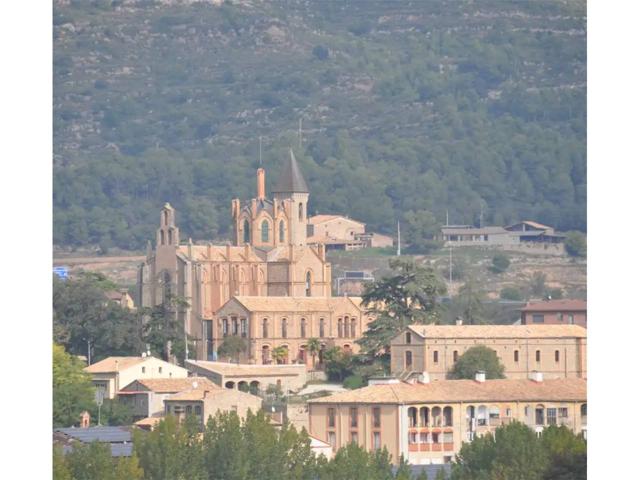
53, 0, 586, 250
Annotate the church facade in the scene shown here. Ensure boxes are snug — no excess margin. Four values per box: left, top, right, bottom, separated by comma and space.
137, 151, 369, 362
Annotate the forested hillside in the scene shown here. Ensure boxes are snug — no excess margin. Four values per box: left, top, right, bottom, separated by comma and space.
53, 0, 586, 250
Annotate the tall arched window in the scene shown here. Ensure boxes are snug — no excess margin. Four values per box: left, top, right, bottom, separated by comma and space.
281, 318, 287, 338
337, 319, 343, 338
350, 318, 356, 338
279, 220, 285, 243
261, 220, 269, 242
305, 271, 312, 297
443, 407, 453, 427
298, 202, 304, 221
243, 219, 250, 243
432, 407, 442, 427
262, 318, 269, 338
300, 318, 306, 338
405, 350, 413, 369
420, 407, 429, 427
319, 318, 325, 338
160, 230, 165, 245
408, 407, 417, 428
163, 210, 168, 225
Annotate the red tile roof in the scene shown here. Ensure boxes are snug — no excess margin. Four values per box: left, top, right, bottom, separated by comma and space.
520, 299, 587, 312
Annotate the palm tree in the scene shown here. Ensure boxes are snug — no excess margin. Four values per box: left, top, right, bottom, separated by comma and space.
307, 338, 321, 370
271, 346, 288, 365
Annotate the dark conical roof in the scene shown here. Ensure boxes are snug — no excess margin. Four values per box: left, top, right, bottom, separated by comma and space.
273, 149, 309, 194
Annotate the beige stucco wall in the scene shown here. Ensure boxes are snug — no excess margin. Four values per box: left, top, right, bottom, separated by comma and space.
310, 217, 365, 241
309, 398, 586, 465
390, 332, 587, 380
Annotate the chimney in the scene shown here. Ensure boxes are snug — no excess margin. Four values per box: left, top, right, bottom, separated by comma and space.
257, 168, 266, 200
475, 371, 486, 383
455, 317, 463, 326
418, 372, 430, 384
529, 371, 544, 383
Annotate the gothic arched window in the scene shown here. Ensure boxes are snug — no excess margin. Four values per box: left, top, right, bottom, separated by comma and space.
350, 318, 356, 338
298, 203, 304, 221
261, 220, 269, 243
338, 318, 343, 338
243, 219, 250, 244
279, 220, 285, 243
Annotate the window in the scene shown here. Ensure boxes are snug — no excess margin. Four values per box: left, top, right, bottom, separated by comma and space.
281, 318, 287, 338
405, 351, 413, 369
444, 456, 453, 464
350, 319, 356, 338
338, 319, 343, 338
301, 318, 306, 338
409, 432, 418, 444
432, 432, 440, 444
262, 318, 269, 338
350, 407, 358, 428
142, 366, 146, 374
420, 407, 429, 427
195, 405, 201, 415
186, 405, 192, 415
160, 230, 165, 245
453, 350, 458, 362
279, 220, 285, 243
420, 432, 429, 444
373, 432, 381, 450
489, 406, 500, 425
532, 314, 544, 324
443, 406, 453, 427
555, 350, 560, 363
328, 408, 336, 428
298, 202, 304, 221
372, 407, 381, 428
205, 320, 214, 359
241, 318, 247, 338
506, 408, 512, 417
243, 219, 250, 243
477, 406, 487, 426
568, 314, 575, 324
433, 350, 439, 363
319, 319, 325, 338
432, 407, 442, 427
547, 408, 557, 425
535, 406, 545, 425
536, 350, 541, 362
222, 319, 229, 336
305, 271, 312, 297
327, 431, 336, 449
159, 367, 163, 374
557, 313, 563, 322
350, 432, 358, 444
514, 350, 519, 362
408, 407, 417, 428
559, 408, 569, 419
405, 332, 411, 344
443, 432, 454, 444
261, 220, 269, 242
232, 316, 238, 335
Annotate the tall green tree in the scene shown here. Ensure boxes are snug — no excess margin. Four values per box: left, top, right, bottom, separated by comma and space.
53, 445, 72, 480
66, 442, 115, 480
141, 293, 191, 362
53, 343, 95, 427
448, 345, 505, 380
217, 336, 248, 364
402, 209, 443, 253
53, 272, 144, 361
453, 280, 488, 325
452, 422, 549, 480
358, 258, 446, 355
564, 231, 586, 258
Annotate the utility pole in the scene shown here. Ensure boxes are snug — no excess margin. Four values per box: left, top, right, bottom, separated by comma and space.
446, 209, 449, 226
87, 339, 91, 365
396, 220, 401, 256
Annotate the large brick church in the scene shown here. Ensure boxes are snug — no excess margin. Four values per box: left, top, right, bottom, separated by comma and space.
138, 150, 372, 364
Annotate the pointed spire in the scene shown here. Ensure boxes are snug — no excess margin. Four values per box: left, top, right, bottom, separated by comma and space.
273, 148, 309, 194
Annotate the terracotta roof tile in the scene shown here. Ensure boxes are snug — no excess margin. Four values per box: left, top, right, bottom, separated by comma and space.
229, 296, 363, 313
186, 360, 306, 377
166, 386, 262, 403
520, 299, 587, 312
84, 356, 147, 373
123, 377, 218, 393
405, 324, 586, 339
309, 378, 586, 404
